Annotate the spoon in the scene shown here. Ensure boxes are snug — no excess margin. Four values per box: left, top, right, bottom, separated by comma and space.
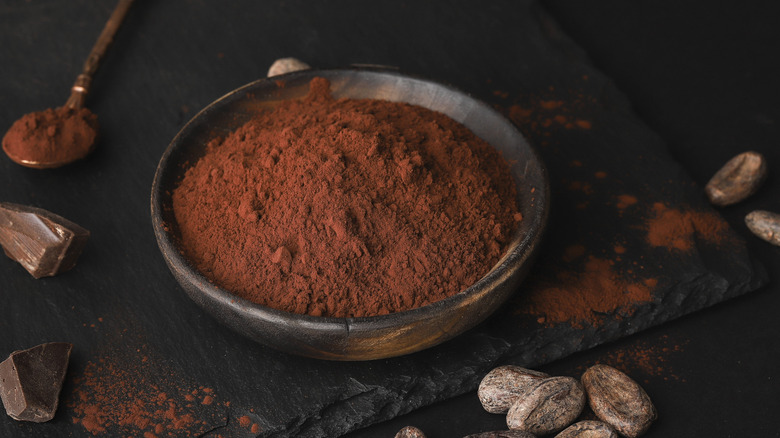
1, 0, 134, 169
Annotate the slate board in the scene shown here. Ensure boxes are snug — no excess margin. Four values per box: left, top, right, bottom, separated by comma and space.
0, 1, 765, 437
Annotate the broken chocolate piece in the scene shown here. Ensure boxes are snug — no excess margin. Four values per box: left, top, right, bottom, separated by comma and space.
0, 202, 89, 278
0, 342, 73, 422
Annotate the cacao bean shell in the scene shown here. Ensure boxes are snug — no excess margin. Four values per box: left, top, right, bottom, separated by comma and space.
581, 364, 656, 438
745, 210, 780, 246
267, 57, 311, 77
704, 151, 767, 206
554, 420, 618, 438
395, 425, 426, 438
506, 376, 585, 435
478, 365, 550, 414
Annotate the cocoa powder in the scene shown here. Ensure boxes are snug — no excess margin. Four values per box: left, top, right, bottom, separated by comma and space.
2, 106, 98, 165
69, 353, 223, 436
645, 202, 728, 251
517, 198, 732, 328
172, 77, 520, 317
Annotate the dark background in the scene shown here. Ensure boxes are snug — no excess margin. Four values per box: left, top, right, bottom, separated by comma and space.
1, 1, 778, 437
350, 0, 780, 436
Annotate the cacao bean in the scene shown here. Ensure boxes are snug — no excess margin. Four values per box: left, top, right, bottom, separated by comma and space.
478, 365, 550, 414
267, 57, 311, 77
395, 425, 426, 438
581, 364, 656, 438
745, 210, 780, 246
464, 430, 537, 438
506, 376, 585, 435
704, 151, 767, 206
554, 420, 618, 438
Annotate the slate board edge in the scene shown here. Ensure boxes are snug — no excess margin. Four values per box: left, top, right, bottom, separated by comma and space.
265, 5, 770, 438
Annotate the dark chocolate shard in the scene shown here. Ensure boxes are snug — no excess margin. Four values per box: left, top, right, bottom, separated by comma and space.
0, 202, 89, 278
0, 342, 73, 422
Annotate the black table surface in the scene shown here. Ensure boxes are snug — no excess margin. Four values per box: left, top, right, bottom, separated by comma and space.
1, 1, 778, 437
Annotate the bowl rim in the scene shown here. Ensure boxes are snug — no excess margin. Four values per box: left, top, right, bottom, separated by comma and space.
150, 67, 549, 343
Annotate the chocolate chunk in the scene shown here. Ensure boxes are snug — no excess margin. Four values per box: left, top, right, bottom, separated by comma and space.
0, 202, 89, 278
0, 342, 73, 422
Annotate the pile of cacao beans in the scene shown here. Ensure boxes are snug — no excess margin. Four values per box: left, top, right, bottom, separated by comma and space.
396, 364, 655, 438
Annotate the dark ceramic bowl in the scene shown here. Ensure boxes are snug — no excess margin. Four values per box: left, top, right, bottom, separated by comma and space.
151, 68, 549, 361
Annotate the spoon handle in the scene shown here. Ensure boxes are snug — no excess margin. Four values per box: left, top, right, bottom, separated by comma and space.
65, 0, 134, 110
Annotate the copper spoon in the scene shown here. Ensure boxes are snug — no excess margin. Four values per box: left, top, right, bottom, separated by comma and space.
1, 0, 134, 169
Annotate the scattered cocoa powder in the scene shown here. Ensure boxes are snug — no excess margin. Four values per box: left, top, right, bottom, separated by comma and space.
172, 77, 520, 317
507, 93, 594, 138
69, 351, 224, 436
520, 256, 656, 328
615, 195, 637, 211
645, 202, 729, 251
599, 335, 687, 383
516, 178, 732, 328
2, 106, 98, 165
562, 244, 586, 263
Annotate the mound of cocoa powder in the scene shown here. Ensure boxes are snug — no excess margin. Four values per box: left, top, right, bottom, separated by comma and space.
2, 106, 98, 165
172, 77, 521, 317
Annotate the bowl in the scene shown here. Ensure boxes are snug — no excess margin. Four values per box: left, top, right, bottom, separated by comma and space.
151, 68, 549, 360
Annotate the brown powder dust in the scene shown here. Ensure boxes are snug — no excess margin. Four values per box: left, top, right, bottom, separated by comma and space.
70, 354, 224, 436
570, 335, 688, 384
616, 194, 638, 210
521, 256, 656, 328
519, 198, 732, 328
602, 335, 688, 383
173, 77, 520, 317
505, 81, 595, 140
645, 202, 729, 251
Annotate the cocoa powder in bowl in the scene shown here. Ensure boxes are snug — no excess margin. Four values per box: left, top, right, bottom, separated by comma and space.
171, 77, 521, 318
151, 69, 548, 359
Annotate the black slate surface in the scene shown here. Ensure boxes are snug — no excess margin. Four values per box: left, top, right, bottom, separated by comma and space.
0, 1, 766, 437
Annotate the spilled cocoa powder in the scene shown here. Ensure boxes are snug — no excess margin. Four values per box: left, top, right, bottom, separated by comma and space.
645, 202, 729, 251
521, 255, 656, 328
518, 196, 730, 328
597, 335, 688, 383
504, 80, 596, 141
69, 348, 226, 436
172, 77, 520, 318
